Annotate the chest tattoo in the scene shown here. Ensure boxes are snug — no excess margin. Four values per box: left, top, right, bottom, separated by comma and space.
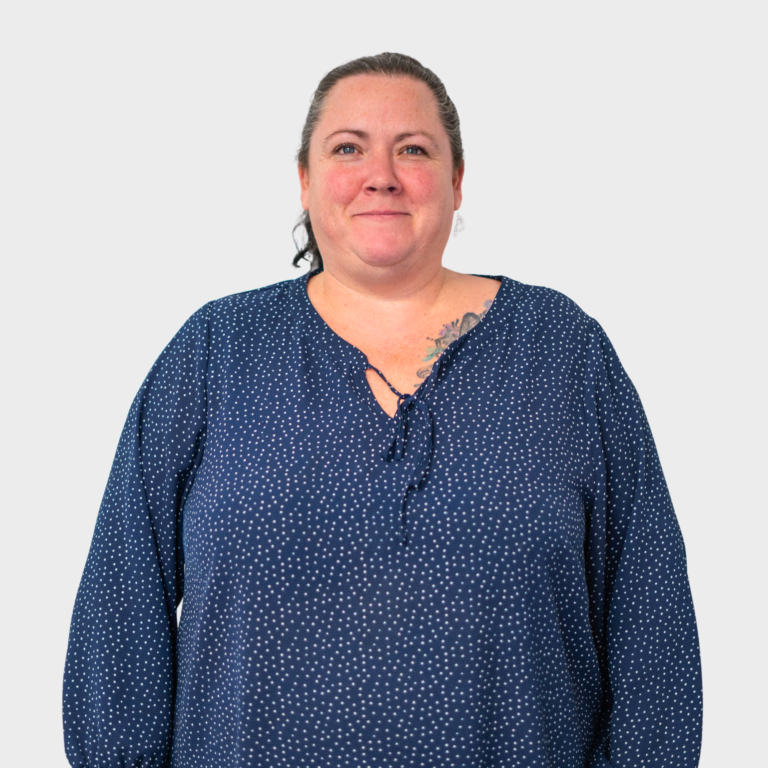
415, 299, 494, 385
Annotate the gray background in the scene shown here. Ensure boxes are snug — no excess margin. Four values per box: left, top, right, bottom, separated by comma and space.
1, 2, 765, 765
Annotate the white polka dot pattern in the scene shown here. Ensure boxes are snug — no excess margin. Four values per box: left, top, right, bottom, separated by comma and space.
63, 272, 703, 767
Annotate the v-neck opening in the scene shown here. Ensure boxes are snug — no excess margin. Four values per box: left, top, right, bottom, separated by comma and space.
300, 269, 509, 421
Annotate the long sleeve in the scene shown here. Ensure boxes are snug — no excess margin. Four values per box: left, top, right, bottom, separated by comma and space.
63, 304, 210, 768
583, 319, 703, 767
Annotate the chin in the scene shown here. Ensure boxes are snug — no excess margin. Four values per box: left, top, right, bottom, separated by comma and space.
347, 233, 420, 268
352, 247, 415, 271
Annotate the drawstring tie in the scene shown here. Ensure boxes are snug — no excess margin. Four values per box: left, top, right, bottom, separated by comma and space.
367, 365, 435, 546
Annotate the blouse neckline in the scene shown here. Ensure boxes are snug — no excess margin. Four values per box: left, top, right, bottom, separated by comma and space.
298, 268, 511, 405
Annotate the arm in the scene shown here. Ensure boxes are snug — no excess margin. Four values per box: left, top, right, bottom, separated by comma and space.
583, 319, 703, 767
63, 304, 210, 768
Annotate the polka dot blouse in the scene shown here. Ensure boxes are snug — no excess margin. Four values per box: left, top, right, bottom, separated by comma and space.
63, 271, 703, 767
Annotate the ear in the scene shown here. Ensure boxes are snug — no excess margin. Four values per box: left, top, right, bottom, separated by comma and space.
452, 161, 465, 210
299, 165, 310, 211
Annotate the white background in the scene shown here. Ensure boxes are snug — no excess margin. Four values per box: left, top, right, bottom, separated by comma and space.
1, 2, 765, 765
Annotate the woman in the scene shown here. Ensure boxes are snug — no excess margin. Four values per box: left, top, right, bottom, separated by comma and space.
63, 53, 703, 768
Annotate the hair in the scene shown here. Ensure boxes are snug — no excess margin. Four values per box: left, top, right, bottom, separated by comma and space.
292, 52, 464, 271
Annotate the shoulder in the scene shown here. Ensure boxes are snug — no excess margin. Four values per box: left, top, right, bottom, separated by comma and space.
497, 276, 600, 340
500, 278, 636, 393
206, 276, 304, 318
178, 275, 307, 335
162, 276, 309, 357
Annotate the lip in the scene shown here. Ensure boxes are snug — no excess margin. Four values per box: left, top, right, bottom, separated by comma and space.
354, 210, 409, 216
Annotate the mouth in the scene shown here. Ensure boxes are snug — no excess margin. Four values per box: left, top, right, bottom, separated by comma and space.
354, 210, 409, 217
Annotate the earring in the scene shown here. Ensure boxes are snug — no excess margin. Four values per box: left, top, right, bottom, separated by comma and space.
453, 213, 465, 236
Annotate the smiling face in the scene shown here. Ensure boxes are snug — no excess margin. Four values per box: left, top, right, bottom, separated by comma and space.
299, 74, 463, 278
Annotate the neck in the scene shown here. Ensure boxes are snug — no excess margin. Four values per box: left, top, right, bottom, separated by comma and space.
309, 258, 454, 324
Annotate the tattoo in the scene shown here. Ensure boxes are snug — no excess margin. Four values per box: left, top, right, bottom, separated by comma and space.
415, 299, 494, 382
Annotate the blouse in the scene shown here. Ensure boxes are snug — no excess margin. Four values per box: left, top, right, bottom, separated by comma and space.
63, 270, 703, 768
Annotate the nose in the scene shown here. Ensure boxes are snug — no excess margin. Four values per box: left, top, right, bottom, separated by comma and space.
364, 151, 402, 195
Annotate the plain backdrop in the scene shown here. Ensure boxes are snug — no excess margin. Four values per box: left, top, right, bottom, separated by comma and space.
1, 2, 765, 765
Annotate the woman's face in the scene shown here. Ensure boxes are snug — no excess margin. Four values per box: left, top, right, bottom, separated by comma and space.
300, 74, 463, 276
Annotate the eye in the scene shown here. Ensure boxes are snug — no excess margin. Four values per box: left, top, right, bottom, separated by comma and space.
334, 143, 358, 155
403, 145, 426, 156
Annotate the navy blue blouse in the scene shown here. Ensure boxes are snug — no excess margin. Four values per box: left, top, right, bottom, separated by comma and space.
63, 271, 702, 767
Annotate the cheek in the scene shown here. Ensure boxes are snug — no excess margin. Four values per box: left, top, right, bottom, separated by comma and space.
315, 166, 362, 208
405, 167, 453, 209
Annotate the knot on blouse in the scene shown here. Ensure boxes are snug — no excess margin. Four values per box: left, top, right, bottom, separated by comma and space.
383, 393, 434, 491
366, 365, 436, 546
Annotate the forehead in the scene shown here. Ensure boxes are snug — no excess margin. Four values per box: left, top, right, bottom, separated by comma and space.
317, 74, 442, 132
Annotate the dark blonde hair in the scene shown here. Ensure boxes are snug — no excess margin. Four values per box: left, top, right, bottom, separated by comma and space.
293, 52, 464, 270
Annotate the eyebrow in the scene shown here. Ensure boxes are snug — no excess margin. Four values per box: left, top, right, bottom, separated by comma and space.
323, 129, 440, 146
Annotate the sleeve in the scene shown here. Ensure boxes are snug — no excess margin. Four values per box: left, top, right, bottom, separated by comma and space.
582, 318, 703, 768
62, 303, 211, 768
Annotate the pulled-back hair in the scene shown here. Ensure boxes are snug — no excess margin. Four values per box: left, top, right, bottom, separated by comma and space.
292, 52, 464, 271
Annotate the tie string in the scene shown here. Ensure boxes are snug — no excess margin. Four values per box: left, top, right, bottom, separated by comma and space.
366, 365, 435, 545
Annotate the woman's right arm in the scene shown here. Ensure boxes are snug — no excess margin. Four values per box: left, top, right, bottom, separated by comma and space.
62, 303, 210, 768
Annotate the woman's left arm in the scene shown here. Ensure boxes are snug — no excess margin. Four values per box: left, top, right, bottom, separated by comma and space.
583, 318, 703, 768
